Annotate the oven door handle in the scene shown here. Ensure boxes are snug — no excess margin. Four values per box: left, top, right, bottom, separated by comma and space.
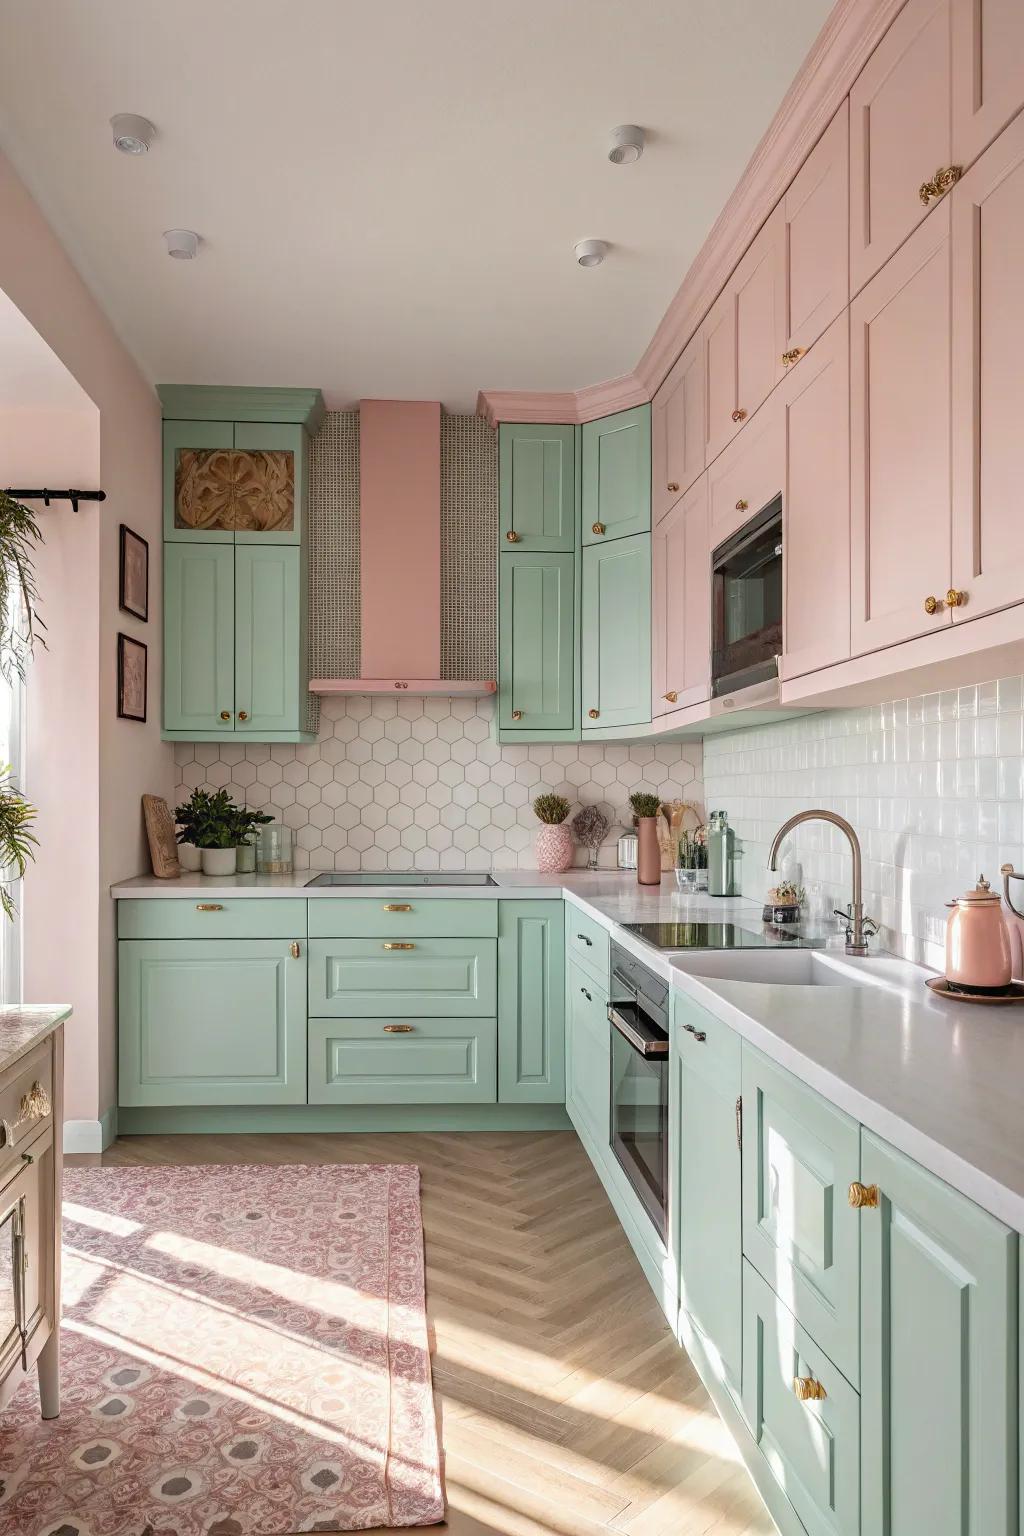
608, 1005, 669, 1059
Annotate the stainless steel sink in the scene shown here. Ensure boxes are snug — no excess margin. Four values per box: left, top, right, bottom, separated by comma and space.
305, 872, 498, 887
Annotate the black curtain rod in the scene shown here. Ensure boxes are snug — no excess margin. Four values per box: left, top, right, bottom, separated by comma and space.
3, 488, 107, 513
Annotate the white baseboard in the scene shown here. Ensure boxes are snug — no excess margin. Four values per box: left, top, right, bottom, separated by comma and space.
63, 1107, 118, 1155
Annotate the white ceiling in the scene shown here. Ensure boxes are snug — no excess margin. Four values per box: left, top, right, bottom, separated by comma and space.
0, 0, 833, 411
0, 289, 95, 411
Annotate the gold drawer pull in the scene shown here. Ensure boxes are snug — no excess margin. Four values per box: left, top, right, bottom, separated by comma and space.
588, 708, 600, 719
663, 691, 678, 704
735, 499, 749, 512
383, 1024, 414, 1033
781, 346, 806, 367
290, 941, 301, 959
383, 904, 413, 912
383, 942, 415, 950
667, 481, 680, 492
511, 709, 523, 720
731, 408, 747, 423
506, 530, 520, 543
849, 1181, 880, 1209
196, 903, 224, 912
592, 521, 606, 536
793, 1376, 827, 1402
946, 588, 967, 608
0, 1081, 52, 1150
919, 165, 963, 206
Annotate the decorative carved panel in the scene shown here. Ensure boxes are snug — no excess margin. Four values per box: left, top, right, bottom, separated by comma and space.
175, 448, 295, 532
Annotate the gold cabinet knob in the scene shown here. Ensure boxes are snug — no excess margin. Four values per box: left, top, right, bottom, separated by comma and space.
511, 709, 523, 720
919, 165, 963, 205
782, 346, 807, 367
667, 482, 680, 493
731, 408, 747, 423
383, 941, 415, 950
735, 499, 749, 512
383, 1023, 414, 1033
946, 588, 966, 608
792, 1376, 827, 1402
237, 710, 249, 721
219, 710, 231, 721
924, 595, 942, 615
849, 1181, 880, 1209
588, 708, 600, 719
506, 530, 520, 543
663, 691, 678, 704
290, 941, 301, 958
592, 522, 606, 536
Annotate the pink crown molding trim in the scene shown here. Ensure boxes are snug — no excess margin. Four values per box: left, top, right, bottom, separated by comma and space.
477, 0, 904, 427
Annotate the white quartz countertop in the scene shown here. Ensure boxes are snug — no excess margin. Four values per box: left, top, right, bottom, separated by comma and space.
0, 1005, 71, 1076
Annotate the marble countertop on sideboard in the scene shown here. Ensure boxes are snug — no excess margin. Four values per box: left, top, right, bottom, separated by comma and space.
0, 1005, 71, 1077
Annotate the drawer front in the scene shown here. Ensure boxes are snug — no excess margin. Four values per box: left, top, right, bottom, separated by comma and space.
118, 897, 305, 941
0, 1043, 53, 1175
742, 1045, 861, 1385
565, 959, 610, 1145
308, 1018, 497, 1104
743, 1261, 860, 1536
565, 905, 609, 984
307, 898, 497, 940
308, 937, 497, 1017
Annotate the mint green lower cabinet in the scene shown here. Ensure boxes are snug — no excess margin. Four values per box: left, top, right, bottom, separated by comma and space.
119, 939, 306, 1106
671, 993, 742, 1401
163, 541, 235, 732
860, 1131, 1017, 1536
581, 535, 651, 730
499, 551, 576, 732
234, 544, 305, 735
118, 897, 303, 941
497, 901, 565, 1103
308, 1018, 497, 1105
741, 1047, 861, 1386
743, 1261, 860, 1536
307, 898, 497, 940
308, 937, 497, 1017
565, 959, 609, 1146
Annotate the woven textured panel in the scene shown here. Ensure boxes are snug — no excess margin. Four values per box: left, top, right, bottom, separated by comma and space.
308, 411, 360, 680
441, 414, 497, 679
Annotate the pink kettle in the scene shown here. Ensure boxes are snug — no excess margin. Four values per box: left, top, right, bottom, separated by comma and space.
945, 875, 1013, 995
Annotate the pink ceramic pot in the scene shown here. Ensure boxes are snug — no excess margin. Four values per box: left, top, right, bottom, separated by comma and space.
535, 822, 575, 874
945, 875, 1013, 994
637, 818, 662, 886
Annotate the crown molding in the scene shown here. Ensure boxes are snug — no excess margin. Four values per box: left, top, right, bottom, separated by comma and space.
478, 0, 906, 426
158, 384, 326, 432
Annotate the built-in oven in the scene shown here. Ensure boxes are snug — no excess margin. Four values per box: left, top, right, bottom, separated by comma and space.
711, 494, 783, 701
608, 943, 669, 1241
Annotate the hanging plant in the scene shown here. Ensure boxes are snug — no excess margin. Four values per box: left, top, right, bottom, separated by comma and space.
0, 491, 45, 680
0, 765, 38, 920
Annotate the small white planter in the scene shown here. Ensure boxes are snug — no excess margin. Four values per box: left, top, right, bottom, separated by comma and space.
201, 847, 237, 877
178, 842, 202, 872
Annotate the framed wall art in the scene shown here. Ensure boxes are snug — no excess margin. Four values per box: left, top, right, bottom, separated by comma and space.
119, 524, 149, 621
117, 633, 148, 722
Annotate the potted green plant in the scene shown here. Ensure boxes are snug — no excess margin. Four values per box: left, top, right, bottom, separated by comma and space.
174, 788, 241, 876
629, 791, 662, 886
230, 805, 274, 873
172, 788, 206, 871
532, 793, 574, 873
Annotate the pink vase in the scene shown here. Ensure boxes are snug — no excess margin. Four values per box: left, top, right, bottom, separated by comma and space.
637, 818, 662, 886
535, 822, 575, 874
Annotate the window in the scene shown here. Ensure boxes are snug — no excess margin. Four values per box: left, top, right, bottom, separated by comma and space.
0, 665, 25, 1005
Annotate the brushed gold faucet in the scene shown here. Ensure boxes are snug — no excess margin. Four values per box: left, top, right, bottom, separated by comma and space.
768, 809, 878, 956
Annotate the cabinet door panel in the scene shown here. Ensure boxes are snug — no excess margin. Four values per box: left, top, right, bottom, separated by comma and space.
308, 937, 497, 1017
735, 205, 787, 428
652, 331, 705, 521
652, 475, 710, 716
742, 1047, 861, 1386
233, 422, 303, 544
498, 552, 575, 732
705, 286, 739, 464
234, 544, 304, 735
780, 314, 850, 681
118, 939, 307, 1106
582, 535, 651, 730
498, 901, 565, 1104
951, 113, 1024, 622
582, 406, 651, 545
783, 103, 849, 358
953, 0, 1024, 167
860, 1130, 1016, 1536
851, 207, 952, 655
499, 424, 576, 552
565, 960, 609, 1146
163, 542, 235, 733
849, 0, 952, 292
162, 420, 235, 542
308, 1018, 496, 1105
707, 394, 784, 550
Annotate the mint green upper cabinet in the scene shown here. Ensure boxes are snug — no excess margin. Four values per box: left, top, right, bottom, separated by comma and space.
499, 552, 576, 732
741, 1047, 861, 1386
497, 901, 565, 1104
582, 405, 651, 545
234, 544, 305, 734
162, 419, 235, 542
859, 1131, 1016, 1536
581, 534, 651, 731
671, 994, 742, 1401
164, 542, 235, 732
500, 424, 576, 552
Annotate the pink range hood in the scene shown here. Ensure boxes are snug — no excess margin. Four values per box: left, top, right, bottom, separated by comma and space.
309, 399, 496, 697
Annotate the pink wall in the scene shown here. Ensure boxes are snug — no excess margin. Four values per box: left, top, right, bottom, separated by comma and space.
0, 150, 172, 1136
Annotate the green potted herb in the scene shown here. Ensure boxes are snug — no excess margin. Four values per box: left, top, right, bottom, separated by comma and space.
628, 791, 662, 886
172, 787, 207, 870
532, 793, 574, 873
174, 788, 241, 876
231, 805, 274, 873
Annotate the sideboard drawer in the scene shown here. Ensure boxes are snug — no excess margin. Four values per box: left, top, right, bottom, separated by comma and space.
308, 937, 497, 1017
0, 1044, 53, 1179
566, 905, 610, 983
308, 898, 497, 940
117, 898, 305, 941
308, 1018, 497, 1104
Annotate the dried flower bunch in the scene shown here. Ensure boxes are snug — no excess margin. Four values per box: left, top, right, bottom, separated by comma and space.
532, 793, 571, 825
628, 790, 662, 821
571, 805, 610, 849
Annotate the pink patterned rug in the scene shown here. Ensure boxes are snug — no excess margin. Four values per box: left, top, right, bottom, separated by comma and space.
0, 1164, 444, 1535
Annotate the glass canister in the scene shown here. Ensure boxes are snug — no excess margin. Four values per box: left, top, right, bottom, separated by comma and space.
617, 829, 638, 870
257, 823, 293, 874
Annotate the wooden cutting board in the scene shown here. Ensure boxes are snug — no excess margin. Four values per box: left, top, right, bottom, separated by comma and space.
142, 794, 181, 879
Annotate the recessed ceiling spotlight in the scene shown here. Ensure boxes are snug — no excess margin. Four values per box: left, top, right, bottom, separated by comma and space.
608, 125, 645, 165
575, 239, 609, 268
163, 229, 199, 260
110, 113, 155, 155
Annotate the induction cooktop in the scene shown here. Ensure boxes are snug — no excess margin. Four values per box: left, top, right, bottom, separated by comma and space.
622, 921, 814, 952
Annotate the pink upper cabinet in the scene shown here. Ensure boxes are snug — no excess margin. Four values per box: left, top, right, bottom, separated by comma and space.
707, 391, 784, 551
952, 0, 1024, 167
849, 0, 952, 295
652, 473, 710, 717
652, 328, 705, 522
782, 103, 849, 364
779, 314, 850, 682
850, 208, 952, 657
705, 206, 786, 464
951, 112, 1024, 625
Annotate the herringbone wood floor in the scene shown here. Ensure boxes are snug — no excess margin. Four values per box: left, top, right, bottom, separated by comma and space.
70, 1131, 774, 1536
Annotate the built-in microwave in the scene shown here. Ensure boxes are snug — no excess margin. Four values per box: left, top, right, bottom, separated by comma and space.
711, 495, 782, 701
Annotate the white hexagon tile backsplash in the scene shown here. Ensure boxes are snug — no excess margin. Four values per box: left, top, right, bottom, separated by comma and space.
175, 695, 704, 872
